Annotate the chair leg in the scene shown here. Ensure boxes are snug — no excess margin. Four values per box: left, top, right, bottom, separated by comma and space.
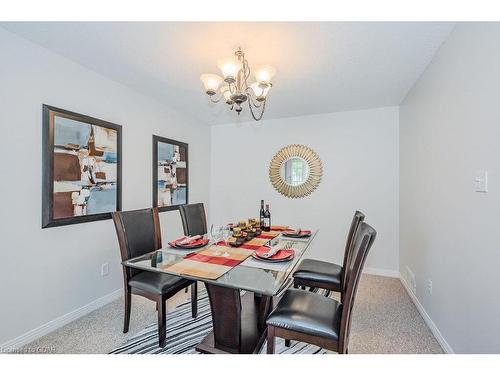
301, 286, 306, 290
191, 282, 198, 318
123, 288, 131, 333
267, 326, 276, 354
293, 281, 298, 288
285, 339, 291, 347
158, 297, 167, 348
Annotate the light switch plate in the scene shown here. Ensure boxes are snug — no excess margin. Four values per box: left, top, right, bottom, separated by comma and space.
475, 171, 488, 192
101, 263, 109, 276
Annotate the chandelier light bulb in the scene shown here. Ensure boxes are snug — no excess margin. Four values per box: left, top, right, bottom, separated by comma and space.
200, 73, 223, 95
217, 57, 242, 83
221, 86, 233, 104
253, 65, 276, 85
250, 82, 270, 101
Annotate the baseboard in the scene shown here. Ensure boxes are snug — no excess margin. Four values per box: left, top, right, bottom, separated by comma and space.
363, 267, 400, 278
1, 288, 123, 350
399, 276, 454, 354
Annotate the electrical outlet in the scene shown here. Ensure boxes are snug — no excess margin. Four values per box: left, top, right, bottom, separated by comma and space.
406, 266, 416, 295
101, 263, 109, 277
427, 279, 433, 295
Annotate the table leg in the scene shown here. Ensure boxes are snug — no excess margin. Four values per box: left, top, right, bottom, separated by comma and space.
257, 294, 273, 331
196, 283, 272, 354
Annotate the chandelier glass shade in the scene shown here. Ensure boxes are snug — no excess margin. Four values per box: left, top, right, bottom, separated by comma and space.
200, 48, 275, 121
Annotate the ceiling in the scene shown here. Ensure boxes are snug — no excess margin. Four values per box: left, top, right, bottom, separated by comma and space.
1, 22, 454, 125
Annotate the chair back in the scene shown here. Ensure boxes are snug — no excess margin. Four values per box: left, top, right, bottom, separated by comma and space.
338, 222, 376, 353
112, 208, 162, 279
179, 203, 207, 236
340, 211, 365, 297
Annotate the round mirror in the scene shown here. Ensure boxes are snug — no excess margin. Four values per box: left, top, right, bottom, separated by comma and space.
269, 144, 322, 198
279, 157, 310, 186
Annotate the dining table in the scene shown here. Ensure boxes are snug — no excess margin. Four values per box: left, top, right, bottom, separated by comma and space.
123, 226, 318, 354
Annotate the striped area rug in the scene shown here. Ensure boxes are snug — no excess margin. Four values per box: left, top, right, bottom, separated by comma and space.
110, 288, 331, 354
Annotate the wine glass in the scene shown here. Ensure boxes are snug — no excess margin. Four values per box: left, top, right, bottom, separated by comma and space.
210, 224, 222, 256
222, 225, 231, 246
221, 225, 232, 257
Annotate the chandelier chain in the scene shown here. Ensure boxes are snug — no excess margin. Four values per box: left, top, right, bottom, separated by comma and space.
248, 96, 266, 121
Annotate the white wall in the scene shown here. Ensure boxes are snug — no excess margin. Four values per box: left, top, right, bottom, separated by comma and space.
400, 23, 500, 353
0, 28, 211, 346
210, 108, 399, 273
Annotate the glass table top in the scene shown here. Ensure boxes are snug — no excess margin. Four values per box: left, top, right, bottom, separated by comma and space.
123, 231, 317, 296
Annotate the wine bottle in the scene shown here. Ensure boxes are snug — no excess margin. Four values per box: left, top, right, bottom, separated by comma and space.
263, 204, 271, 231
259, 200, 265, 229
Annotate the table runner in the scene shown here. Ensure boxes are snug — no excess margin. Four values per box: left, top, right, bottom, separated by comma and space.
221, 226, 289, 249
162, 226, 288, 280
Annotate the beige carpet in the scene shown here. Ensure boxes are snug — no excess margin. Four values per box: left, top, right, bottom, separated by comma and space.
21, 275, 443, 354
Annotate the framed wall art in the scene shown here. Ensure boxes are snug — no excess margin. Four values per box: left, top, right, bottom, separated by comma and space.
152, 135, 188, 212
42, 105, 122, 228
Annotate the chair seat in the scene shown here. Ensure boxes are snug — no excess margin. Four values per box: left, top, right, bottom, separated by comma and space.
293, 258, 342, 291
267, 289, 342, 341
129, 271, 190, 295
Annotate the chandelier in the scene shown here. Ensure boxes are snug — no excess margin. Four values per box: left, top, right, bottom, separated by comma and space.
200, 48, 276, 121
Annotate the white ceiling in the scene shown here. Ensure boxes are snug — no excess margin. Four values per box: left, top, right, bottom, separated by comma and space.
2, 22, 454, 125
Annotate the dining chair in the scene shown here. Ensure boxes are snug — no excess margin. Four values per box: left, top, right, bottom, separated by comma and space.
266, 221, 376, 354
292, 210, 365, 301
112, 208, 198, 348
179, 203, 208, 236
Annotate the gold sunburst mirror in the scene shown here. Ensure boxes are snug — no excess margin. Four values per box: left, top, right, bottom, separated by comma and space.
269, 144, 323, 198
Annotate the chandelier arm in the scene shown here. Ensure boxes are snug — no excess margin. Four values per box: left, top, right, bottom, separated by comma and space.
227, 81, 234, 95
246, 89, 262, 108
248, 98, 266, 121
245, 86, 264, 108
209, 92, 224, 104
221, 87, 232, 99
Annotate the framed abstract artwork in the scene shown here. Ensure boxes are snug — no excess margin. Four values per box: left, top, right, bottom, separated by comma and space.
42, 105, 122, 228
152, 135, 188, 212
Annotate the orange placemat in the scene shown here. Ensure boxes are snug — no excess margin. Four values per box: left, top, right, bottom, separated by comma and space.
162, 245, 254, 280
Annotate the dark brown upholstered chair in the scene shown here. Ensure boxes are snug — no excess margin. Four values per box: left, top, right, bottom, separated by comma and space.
179, 203, 208, 237
112, 208, 198, 348
266, 222, 376, 354
292, 211, 365, 301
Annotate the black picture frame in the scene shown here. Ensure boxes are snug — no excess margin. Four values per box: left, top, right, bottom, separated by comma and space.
42, 104, 122, 228
152, 135, 189, 212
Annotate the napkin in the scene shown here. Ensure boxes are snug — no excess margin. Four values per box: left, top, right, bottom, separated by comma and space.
176, 235, 202, 245
285, 228, 311, 235
259, 244, 283, 258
